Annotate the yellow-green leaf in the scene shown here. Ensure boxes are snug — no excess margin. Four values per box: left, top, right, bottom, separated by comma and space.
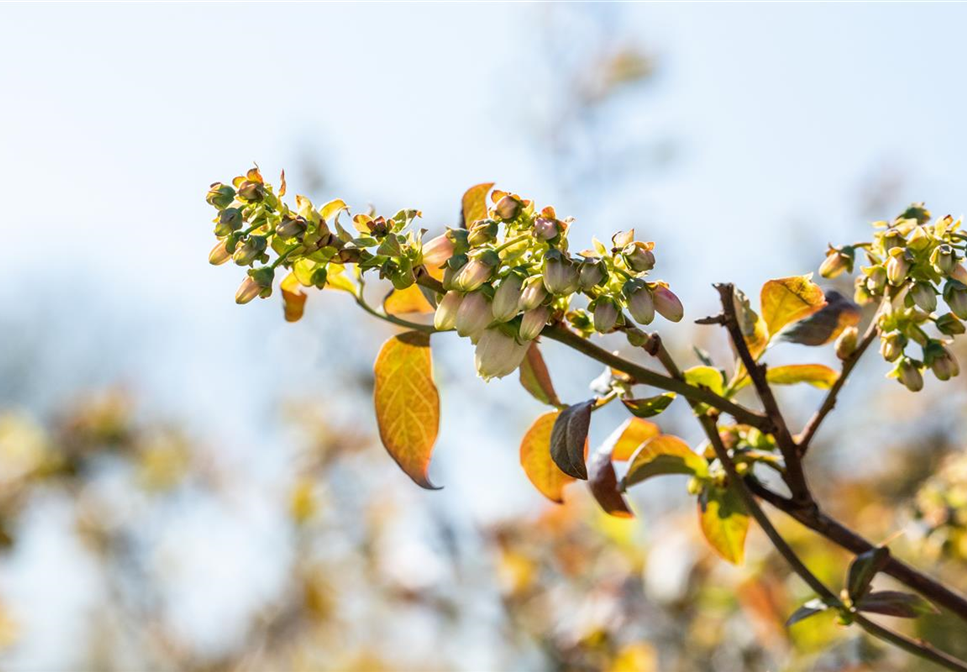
733, 364, 839, 392
683, 366, 725, 396
320, 198, 348, 222
621, 393, 676, 418
383, 284, 434, 315
698, 484, 749, 564
462, 182, 494, 228
325, 263, 356, 294
520, 411, 574, 503
623, 435, 707, 489
373, 332, 441, 489
602, 418, 660, 462
280, 272, 307, 323
760, 275, 826, 337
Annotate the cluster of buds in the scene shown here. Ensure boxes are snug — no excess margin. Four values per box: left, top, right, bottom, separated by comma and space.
206, 170, 683, 382
427, 191, 682, 379
821, 204, 965, 390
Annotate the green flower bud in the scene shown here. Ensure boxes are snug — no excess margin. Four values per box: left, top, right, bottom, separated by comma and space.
835, 325, 858, 360
625, 327, 649, 348
911, 282, 938, 313
494, 195, 521, 221
932, 244, 957, 274
233, 236, 268, 266
625, 281, 655, 325
935, 313, 966, 336
880, 331, 907, 362
236, 267, 274, 304
519, 275, 548, 311
882, 230, 905, 252
310, 266, 328, 289
276, 216, 307, 240
819, 246, 854, 279
237, 180, 265, 203
214, 208, 244, 237
944, 282, 967, 320
434, 290, 463, 331
209, 239, 232, 266
474, 328, 529, 381
455, 250, 498, 292
542, 252, 579, 295
653, 285, 684, 322
592, 298, 619, 333
867, 266, 888, 294
578, 260, 606, 290
492, 273, 524, 323
895, 357, 924, 392
467, 219, 499, 247
455, 291, 492, 339
206, 182, 236, 210
887, 249, 911, 285
907, 225, 932, 252
622, 241, 656, 273
533, 217, 560, 241
519, 306, 549, 341
929, 345, 960, 381
422, 232, 455, 269
854, 277, 875, 306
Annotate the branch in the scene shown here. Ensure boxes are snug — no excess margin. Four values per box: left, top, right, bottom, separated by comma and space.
714, 283, 811, 504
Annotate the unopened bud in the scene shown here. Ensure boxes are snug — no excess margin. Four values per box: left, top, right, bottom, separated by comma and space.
578, 260, 606, 290
932, 244, 957, 275
907, 225, 932, 252
625, 327, 649, 348
519, 306, 549, 341
950, 264, 967, 286
935, 313, 966, 336
214, 208, 244, 236
492, 273, 524, 323
867, 266, 888, 294
474, 328, 529, 381
592, 298, 619, 333
233, 236, 268, 266
910, 282, 938, 313
887, 249, 911, 285
209, 239, 232, 265
895, 357, 924, 392
467, 219, 499, 247
434, 290, 463, 331
542, 252, 579, 295
276, 216, 307, 240
820, 247, 854, 279
494, 195, 521, 221
519, 275, 548, 311
835, 326, 858, 360
854, 277, 874, 305
930, 346, 960, 381
625, 281, 655, 325
455, 291, 492, 338
653, 285, 684, 322
622, 241, 656, 273
206, 183, 236, 210
422, 232, 456, 268
455, 251, 497, 292
880, 331, 907, 362
533, 217, 560, 241
235, 267, 274, 304
945, 283, 967, 320
237, 180, 265, 202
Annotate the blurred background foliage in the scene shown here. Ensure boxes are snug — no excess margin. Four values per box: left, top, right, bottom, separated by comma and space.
2, 3, 967, 671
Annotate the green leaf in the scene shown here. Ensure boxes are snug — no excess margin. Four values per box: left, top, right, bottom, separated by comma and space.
760, 275, 826, 337
855, 591, 939, 619
623, 435, 707, 489
621, 393, 676, 418
550, 401, 593, 480
518, 344, 562, 407
734, 364, 839, 391
846, 546, 890, 600
683, 366, 725, 396
698, 483, 749, 564
786, 599, 829, 627
461, 182, 494, 229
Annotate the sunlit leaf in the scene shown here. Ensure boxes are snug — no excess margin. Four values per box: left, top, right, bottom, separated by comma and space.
383, 284, 434, 315
550, 400, 593, 480
461, 182, 494, 228
683, 366, 725, 396
855, 591, 939, 619
325, 263, 357, 294
280, 272, 307, 323
621, 393, 676, 418
373, 331, 441, 489
278, 169, 287, 197
698, 483, 749, 564
520, 411, 574, 503
518, 344, 561, 407
786, 598, 829, 627
733, 288, 769, 360
320, 198, 349, 222
734, 364, 839, 391
760, 275, 826, 337
847, 546, 891, 600
778, 290, 860, 346
602, 417, 660, 462
623, 435, 707, 489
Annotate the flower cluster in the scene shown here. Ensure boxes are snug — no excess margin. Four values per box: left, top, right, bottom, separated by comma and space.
206, 168, 682, 381
821, 204, 965, 390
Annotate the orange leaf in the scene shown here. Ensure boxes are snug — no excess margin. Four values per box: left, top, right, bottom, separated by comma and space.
383, 285, 434, 315
520, 411, 575, 503
373, 331, 441, 489
280, 272, 307, 323
760, 275, 826, 337
461, 182, 494, 228
602, 418, 660, 462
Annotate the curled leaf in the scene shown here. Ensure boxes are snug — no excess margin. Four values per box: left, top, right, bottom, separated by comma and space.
519, 344, 561, 407
847, 546, 891, 600
280, 272, 307, 323
760, 275, 826, 337
623, 435, 707, 489
520, 412, 574, 503
621, 393, 676, 418
461, 182, 495, 229
373, 332, 441, 489
698, 483, 749, 564
550, 401, 593, 480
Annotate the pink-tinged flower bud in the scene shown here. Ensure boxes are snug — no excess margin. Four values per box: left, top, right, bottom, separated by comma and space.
533, 217, 560, 241
474, 328, 529, 380
621, 241, 656, 273
820, 247, 854, 279
209, 239, 232, 266
910, 282, 937, 313
835, 326, 858, 361
867, 266, 888, 294
578, 260, 606, 290
494, 195, 522, 221
233, 236, 268, 266
434, 290, 463, 331
945, 283, 967, 320
930, 346, 960, 381
455, 251, 498, 292
206, 182, 236, 210
880, 331, 906, 362
422, 232, 455, 269
518, 275, 548, 311
455, 291, 492, 338
653, 286, 684, 322
492, 273, 524, 322
932, 244, 957, 275
542, 253, 579, 295
592, 298, 619, 333
235, 267, 274, 305
625, 282, 655, 325
519, 306, 549, 341
887, 250, 911, 285
950, 264, 967, 286
895, 358, 924, 392
237, 180, 265, 202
